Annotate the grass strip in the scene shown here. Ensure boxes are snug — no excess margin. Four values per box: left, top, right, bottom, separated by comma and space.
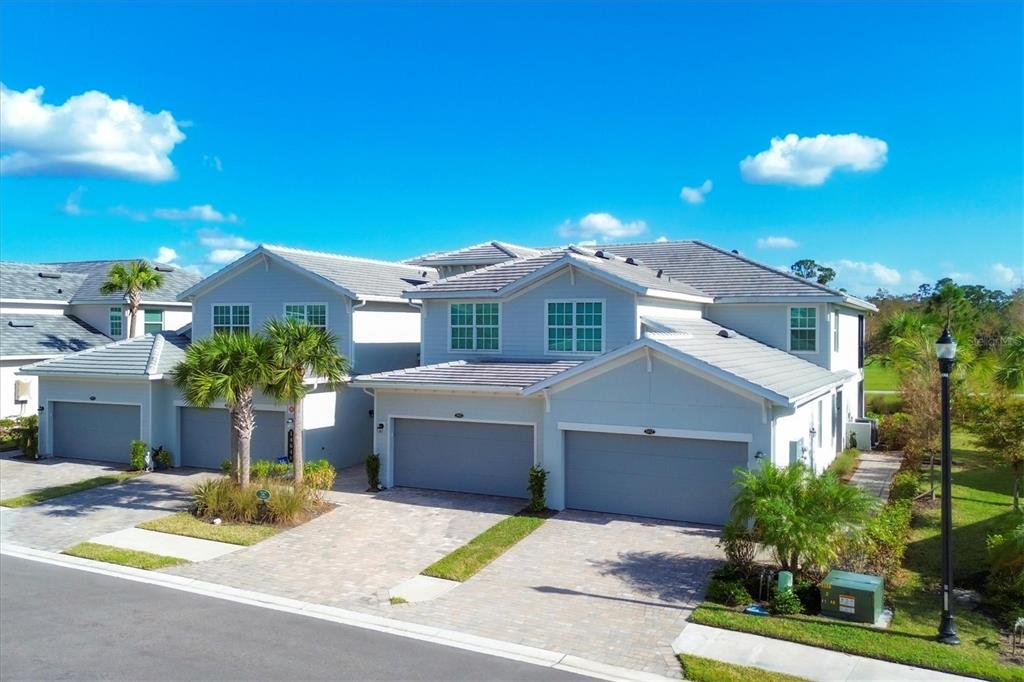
677, 655, 808, 682
421, 512, 548, 582
0, 472, 141, 508
138, 511, 280, 546
63, 542, 187, 570
827, 447, 860, 479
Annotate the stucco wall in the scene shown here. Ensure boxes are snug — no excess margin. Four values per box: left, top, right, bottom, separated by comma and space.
302, 384, 374, 468
420, 269, 638, 364
829, 306, 862, 373
545, 353, 768, 508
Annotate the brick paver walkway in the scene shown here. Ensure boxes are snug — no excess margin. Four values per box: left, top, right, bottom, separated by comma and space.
849, 452, 903, 501
0, 452, 127, 500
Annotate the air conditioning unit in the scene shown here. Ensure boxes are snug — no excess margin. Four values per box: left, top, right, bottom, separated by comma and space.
846, 421, 872, 451
14, 379, 32, 403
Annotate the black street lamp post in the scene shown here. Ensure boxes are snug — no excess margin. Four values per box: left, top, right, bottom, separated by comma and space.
935, 327, 960, 646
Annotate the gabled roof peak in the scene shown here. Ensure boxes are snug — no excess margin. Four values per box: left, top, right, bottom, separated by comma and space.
262, 244, 435, 274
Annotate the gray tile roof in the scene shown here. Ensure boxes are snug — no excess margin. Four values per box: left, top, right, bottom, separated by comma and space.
1, 259, 201, 304
19, 332, 189, 379
353, 359, 581, 390
262, 245, 437, 300
600, 240, 855, 300
641, 315, 853, 402
406, 241, 542, 266
0, 262, 88, 302
409, 247, 711, 299
1, 314, 111, 358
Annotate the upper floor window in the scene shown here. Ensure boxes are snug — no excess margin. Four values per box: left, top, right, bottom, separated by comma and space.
144, 309, 163, 335
450, 303, 499, 351
833, 311, 840, 352
547, 300, 604, 353
789, 306, 817, 353
212, 304, 250, 334
109, 307, 122, 338
285, 303, 327, 329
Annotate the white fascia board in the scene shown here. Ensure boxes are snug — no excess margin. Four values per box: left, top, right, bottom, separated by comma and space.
20, 370, 151, 381
356, 295, 409, 304
0, 298, 68, 305
175, 249, 266, 300
405, 288, 505, 299
642, 288, 713, 304
348, 380, 522, 394
713, 294, 877, 312
71, 299, 193, 307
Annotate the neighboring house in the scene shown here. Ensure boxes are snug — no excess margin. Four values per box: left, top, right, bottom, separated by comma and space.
21, 245, 435, 470
0, 259, 200, 418
354, 241, 875, 525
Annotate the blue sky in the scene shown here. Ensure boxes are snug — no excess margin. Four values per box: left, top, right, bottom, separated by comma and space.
1, 1, 1021, 295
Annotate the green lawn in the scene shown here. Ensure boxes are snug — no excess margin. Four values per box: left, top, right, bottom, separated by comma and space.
677, 655, 808, 682
137, 511, 281, 546
0, 472, 141, 508
63, 542, 187, 570
691, 431, 1024, 682
864, 361, 900, 391
421, 512, 548, 582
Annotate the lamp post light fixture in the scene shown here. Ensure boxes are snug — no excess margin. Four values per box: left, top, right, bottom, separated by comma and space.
935, 327, 960, 646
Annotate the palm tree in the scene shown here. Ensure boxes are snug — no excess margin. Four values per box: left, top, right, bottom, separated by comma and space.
99, 261, 165, 337
993, 332, 1024, 391
171, 332, 274, 486
264, 318, 349, 485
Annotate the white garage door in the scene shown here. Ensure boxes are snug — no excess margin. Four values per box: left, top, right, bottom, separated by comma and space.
565, 430, 748, 525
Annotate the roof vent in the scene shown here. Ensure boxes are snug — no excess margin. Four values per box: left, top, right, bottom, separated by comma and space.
731, 249, 739, 255
656, 269, 663, 278
37, 272, 61, 279
155, 265, 175, 272
625, 257, 638, 266
57, 288, 63, 294
8, 320, 35, 328
593, 250, 609, 259
717, 328, 738, 338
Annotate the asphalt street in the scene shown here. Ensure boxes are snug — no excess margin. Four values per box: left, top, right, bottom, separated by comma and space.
0, 555, 592, 681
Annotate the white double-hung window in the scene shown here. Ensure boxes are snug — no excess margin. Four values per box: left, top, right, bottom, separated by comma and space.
212, 304, 251, 334
789, 306, 817, 353
547, 300, 604, 353
284, 303, 327, 329
449, 303, 499, 351
109, 307, 123, 338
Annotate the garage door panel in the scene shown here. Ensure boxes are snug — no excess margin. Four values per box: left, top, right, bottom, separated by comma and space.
179, 408, 286, 470
565, 431, 747, 525
52, 402, 140, 464
393, 419, 532, 499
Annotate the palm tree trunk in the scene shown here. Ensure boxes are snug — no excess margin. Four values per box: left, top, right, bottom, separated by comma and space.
292, 398, 304, 485
127, 289, 141, 337
233, 388, 256, 487
229, 407, 241, 484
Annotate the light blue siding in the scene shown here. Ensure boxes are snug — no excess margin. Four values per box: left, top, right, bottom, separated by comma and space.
192, 258, 352, 359
421, 269, 637, 364
706, 303, 828, 369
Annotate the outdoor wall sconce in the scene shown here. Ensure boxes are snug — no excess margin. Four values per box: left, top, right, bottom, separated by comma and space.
454, 413, 464, 419
754, 451, 766, 460
89, 396, 96, 401
376, 423, 384, 433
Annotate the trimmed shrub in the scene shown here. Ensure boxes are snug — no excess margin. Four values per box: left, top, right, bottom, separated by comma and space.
527, 465, 547, 512
129, 439, 148, 471
365, 453, 381, 490
220, 458, 233, 475
828, 448, 860, 478
190, 478, 318, 525
889, 470, 920, 501
12, 415, 38, 457
719, 520, 759, 569
153, 447, 173, 469
251, 459, 290, 480
838, 498, 913, 583
768, 587, 803, 615
303, 460, 336, 490
877, 412, 911, 451
793, 578, 821, 615
984, 523, 1024, 625
705, 578, 752, 606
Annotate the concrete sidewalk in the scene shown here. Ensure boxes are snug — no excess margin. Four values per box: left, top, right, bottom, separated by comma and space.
849, 452, 902, 501
672, 623, 976, 682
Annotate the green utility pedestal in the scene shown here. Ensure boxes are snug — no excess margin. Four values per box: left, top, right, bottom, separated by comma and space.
820, 569, 884, 624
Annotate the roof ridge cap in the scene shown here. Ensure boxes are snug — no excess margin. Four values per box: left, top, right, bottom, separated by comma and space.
145, 333, 164, 375
262, 244, 435, 272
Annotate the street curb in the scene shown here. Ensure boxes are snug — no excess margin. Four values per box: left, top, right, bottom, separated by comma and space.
1, 544, 677, 682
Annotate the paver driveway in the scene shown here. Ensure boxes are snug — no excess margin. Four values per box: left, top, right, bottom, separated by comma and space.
389, 510, 722, 679
1, 469, 215, 552
0, 451, 126, 500
164, 482, 524, 609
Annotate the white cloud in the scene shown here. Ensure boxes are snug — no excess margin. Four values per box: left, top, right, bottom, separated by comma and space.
740, 133, 888, 186
198, 229, 254, 250
991, 263, 1021, 286
60, 186, 88, 216
154, 204, 238, 223
558, 212, 648, 242
203, 154, 223, 172
829, 259, 902, 293
0, 83, 185, 181
576, 239, 598, 247
655, 235, 669, 243
908, 269, 927, 284
207, 249, 247, 264
109, 205, 148, 221
680, 179, 712, 205
154, 246, 178, 263
757, 235, 798, 249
